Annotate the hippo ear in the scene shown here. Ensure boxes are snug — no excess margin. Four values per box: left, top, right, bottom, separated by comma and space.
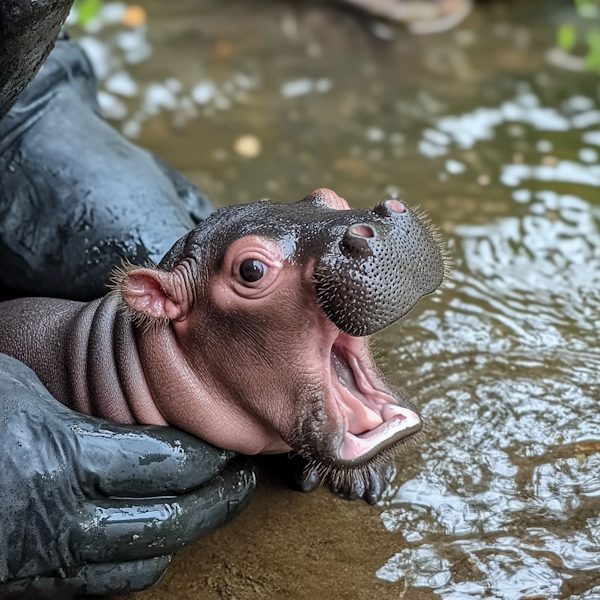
116, 266, 189, 322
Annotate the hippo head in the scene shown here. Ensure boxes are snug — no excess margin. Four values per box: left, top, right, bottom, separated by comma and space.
115, 189, 448, 489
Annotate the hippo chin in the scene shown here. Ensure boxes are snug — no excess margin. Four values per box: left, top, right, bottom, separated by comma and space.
0, 188, 447, 490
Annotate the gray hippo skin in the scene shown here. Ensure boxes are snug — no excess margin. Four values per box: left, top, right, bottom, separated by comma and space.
0, 188, 448, 495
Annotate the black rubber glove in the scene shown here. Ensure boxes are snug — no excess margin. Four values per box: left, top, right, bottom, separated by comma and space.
0, 0, 73, 120
0, 353, 254, 599
0, 33, 211, 302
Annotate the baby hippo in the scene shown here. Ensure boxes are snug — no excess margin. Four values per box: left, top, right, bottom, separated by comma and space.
0, 189, 447, 499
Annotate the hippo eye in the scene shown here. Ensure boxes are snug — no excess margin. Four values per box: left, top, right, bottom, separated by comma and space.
239, 259, 265, 283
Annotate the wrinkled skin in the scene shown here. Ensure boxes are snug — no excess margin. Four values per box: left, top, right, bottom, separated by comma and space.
0, 33, 210, 302
0, 188, 447, 496
0, 353, 253, 599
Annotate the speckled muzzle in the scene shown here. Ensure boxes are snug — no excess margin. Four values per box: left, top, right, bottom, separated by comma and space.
313, 199, 446, 336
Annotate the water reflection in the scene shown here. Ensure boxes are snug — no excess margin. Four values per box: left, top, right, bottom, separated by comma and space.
69, 2, 265, 141
379, 84, 600, 597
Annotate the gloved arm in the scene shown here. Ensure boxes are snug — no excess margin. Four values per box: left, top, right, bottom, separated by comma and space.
0, 353, 254, 599
0, 34, 212, 302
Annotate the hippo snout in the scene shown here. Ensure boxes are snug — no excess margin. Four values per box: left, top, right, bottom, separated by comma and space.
315, 201, 446, 337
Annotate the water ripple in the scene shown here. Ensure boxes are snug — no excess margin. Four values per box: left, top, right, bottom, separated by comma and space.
380, 83, 600, 598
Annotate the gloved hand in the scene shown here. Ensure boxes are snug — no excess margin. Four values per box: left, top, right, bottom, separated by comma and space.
297, 462, 395, 505
0, 353, 254, 599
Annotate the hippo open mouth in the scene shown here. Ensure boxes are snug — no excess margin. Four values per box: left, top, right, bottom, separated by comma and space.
329, 330, 422, 466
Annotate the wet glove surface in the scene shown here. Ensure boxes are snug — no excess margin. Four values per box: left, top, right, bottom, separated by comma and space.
0, 0, 73, 120
0, 34, 212, 302
0, 353, 254, 599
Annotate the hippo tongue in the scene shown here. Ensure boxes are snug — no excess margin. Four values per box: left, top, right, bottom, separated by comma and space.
331, 352, 383, 434
330, 334, 422, 464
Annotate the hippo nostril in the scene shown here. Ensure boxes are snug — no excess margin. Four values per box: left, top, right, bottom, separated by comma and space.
386, 200, 405, 214
349, 224, 375, 238
373, 199, 406, 218
341, 224, 375, 257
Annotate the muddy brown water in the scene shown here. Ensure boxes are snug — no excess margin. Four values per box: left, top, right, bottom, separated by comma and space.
69, 0, 600, 597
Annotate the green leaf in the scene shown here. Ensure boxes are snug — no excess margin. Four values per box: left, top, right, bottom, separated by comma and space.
585, 30, 600, 72
75, 0, 102, 26
558, 24, 577, 51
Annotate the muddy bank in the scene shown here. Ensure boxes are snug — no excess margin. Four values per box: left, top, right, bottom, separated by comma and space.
130, 460, 415, 600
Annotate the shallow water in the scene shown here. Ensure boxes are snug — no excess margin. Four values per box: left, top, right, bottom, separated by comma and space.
71, 0, 600, 597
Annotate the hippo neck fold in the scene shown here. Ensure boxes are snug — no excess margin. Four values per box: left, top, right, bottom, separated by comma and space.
64, 293, 166, 425
63, 293, 291, 455
135, 324, 292, 454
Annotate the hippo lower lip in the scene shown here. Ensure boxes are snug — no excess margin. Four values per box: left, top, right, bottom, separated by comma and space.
329, 332, 423, 466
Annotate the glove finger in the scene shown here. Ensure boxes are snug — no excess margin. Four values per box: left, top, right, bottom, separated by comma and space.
330, 475, 366, 501
4, 354, 234, 496
0, 556, 170, 599
364, 473, 384, 505
364, 463, 395, 505
70, 418, 235, 497
82, 555, 171, 596
80, 456, 255, 564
